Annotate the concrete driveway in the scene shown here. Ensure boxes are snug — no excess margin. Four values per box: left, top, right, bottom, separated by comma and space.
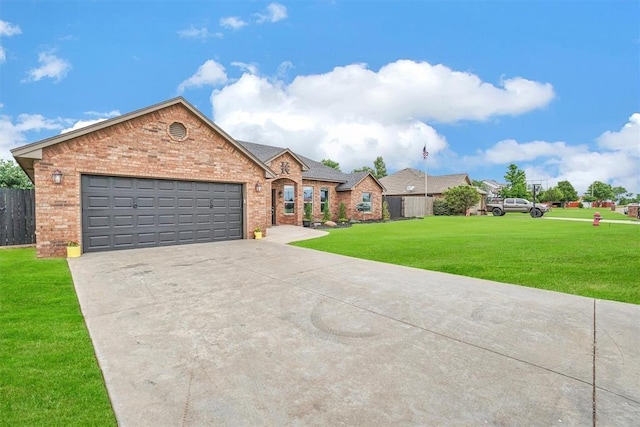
68, 227, 639, 426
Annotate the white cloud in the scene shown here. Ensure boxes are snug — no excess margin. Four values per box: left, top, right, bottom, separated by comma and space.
0, 20, 22, 64
177, 60, 228, 94
83, 110, 120, 118
203, 59, 552, 172
0, 113, 64, 160
220, 16, 248, 30
596, 113, 640, 154
177, 25, 222, 40
231, 61, 259, 75
23, 51, 72, 83
256, 3, 288, 23
60, 119, 108, 134
467, 114, 640, 195
0, 20, 22, 36
482, 139, 575, 164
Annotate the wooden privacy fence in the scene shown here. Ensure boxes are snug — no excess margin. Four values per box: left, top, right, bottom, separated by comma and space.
0, 188, 35, 246
385, 196, 433, 218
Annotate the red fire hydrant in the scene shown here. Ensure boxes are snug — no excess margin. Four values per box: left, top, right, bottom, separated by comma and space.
593, 211, 601, 226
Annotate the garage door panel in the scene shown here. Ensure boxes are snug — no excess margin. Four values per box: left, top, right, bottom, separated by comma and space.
158, 198, 175, 208
137, 233, 156, 245
87, 216, 110, 229
114, 178, 135, 189
113, 215, 134, 227
82, 175, 244, 252
179, 214, 194, 225
113, 234, 135, 247
135, 180, 154, 191
197, 214, 211, 224
88, 235, 110, 248
137, 197, 155, 208
179, 198, 195, 208
136, 215, 155, 227
196, 198, 210, 208
158, 181, 176, 191
87, 176, 110, 189
159, 214, 176, 225
178, 230, 195, 241
158, 231, 177, 243
114, 197, 134, 208
177, 182, 193, 191
86, 195, 110, 208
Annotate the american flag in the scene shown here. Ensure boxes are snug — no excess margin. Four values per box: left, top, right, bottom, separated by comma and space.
423, 145, 429, 159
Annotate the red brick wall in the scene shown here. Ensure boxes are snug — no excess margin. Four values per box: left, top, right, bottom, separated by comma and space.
300, 175, 383, 222
34, 104, 269, 257
340, 175, 383, 221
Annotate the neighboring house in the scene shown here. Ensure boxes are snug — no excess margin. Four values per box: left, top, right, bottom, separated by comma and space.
380, 168, 485, 216
481, 179, 505, 198
11, 97, 384, 258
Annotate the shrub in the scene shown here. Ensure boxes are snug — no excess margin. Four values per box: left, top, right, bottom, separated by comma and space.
433, 198, 453, 215
338, 202, 348, 222
304, 203, 313, 221
382, 200, 390, 220
322, 201, 332, 221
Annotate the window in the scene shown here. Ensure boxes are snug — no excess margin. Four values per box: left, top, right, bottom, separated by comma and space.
303, 186, 313, 215
361, 192, 372, 212
284, 185, 295, 214
320, 188, 329, 213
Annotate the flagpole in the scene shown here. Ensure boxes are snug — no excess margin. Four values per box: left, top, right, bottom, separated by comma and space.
423, 145, 428, 216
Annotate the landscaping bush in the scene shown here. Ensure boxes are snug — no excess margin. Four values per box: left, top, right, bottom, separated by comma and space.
338, 202, 348, 222
433, 198, 453, 215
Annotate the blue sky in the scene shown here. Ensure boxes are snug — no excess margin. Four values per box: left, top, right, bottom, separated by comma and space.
1, 0, 638, 195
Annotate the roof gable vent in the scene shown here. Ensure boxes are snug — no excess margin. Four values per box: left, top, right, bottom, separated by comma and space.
169, 122, 187, 140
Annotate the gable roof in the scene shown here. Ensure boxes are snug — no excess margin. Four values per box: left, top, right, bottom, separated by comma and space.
11, 97, 277, 180
239, 141, 385, 191
236, 140, 309, 172
379, 168, 473, 196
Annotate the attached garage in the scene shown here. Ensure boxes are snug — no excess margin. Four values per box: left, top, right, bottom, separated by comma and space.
10, 97, 275, 257
82, 175, 243, 252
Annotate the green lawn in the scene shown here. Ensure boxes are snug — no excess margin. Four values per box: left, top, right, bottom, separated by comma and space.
292, 216, 640, 304
0, 248, 116, 426
546, 206, 635, 220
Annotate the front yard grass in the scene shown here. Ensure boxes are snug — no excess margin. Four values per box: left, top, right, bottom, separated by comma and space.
545, 207, 635, 220
292, 216, 640, 304
0, 248, 116, 426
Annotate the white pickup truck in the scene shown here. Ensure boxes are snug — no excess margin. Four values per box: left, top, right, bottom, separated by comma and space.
486, 197, 548, 218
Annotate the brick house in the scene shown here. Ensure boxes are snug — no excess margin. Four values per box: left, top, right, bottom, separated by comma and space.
11, 97, 384, 257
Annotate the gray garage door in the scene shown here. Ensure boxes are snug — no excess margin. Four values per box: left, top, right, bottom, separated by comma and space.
81, 175, 243, 252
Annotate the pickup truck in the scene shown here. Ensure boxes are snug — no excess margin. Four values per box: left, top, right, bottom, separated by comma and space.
486, 197, 548, 218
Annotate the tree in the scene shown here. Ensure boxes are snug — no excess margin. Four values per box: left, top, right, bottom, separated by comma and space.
0, 159, 33, 189
585, 181, 614, 204
442, 185, 480, 215
373, 156, 387, 178
321, 159, 341, 171
500, 164, 528, 198
557, 180, 578, 206
352, 156, 388, 179
612, 186, 627, 203
352, 166, 375, 174
539, 186, 562, 203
